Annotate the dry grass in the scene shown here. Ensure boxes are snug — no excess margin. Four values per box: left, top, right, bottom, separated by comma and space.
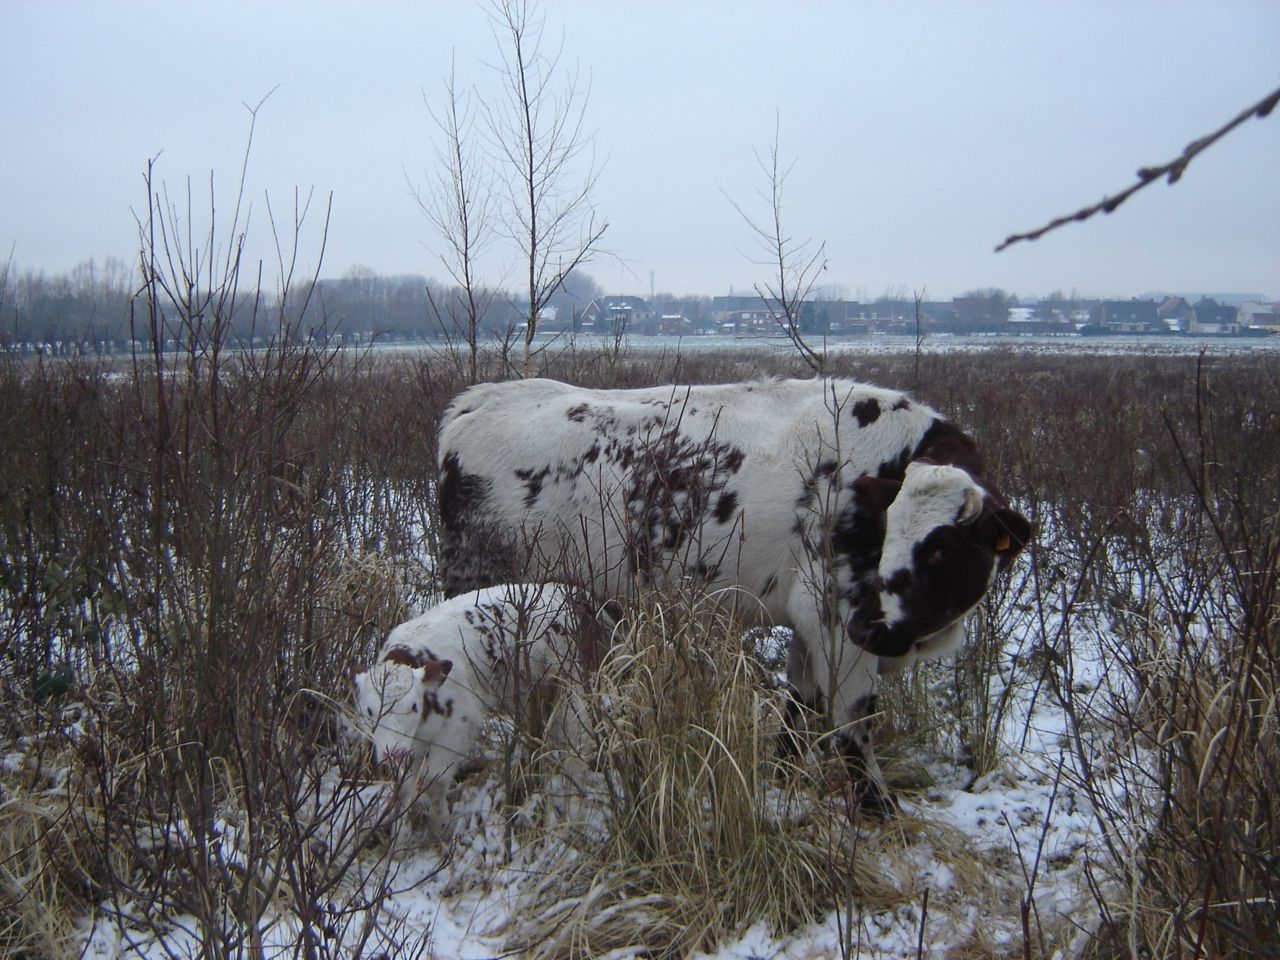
504, 587, 1013, 959
0, 737, 93, 960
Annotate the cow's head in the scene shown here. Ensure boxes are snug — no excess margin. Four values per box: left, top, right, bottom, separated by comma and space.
351, 654, 453, 764
848, 462, 1030, 658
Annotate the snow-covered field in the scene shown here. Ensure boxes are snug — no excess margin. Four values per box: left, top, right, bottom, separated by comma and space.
387, 331, 1280, 362
10, 341, 1267, 958
74, 587, 1128, 960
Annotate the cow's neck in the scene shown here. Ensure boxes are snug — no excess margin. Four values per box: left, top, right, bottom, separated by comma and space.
910, 419, 985, 479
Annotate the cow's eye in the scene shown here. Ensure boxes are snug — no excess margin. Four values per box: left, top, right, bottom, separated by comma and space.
925, 543, 951, 565
366, 707, 374, 717
411, 703, 419, 713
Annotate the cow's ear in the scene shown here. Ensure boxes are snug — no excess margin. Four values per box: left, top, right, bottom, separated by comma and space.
983, 507, 1032, 566
852, 475, 901, 514
957, 486, 984, 525
420, 658, 453, 686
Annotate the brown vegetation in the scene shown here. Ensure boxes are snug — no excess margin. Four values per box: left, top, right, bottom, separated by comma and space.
1, 337, 1277, 957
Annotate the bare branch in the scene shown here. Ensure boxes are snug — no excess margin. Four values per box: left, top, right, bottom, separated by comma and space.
726, 116, 828, 372
997, 83, 1280, 252
412, 54, 497, 382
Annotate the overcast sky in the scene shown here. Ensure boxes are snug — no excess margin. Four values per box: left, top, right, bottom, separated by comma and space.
3, 1, 1277, 301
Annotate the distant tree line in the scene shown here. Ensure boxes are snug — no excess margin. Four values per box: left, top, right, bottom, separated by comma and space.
1, 257, 137, 350
0, 258, 620, 352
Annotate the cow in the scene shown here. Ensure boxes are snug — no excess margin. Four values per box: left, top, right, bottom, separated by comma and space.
436, 377, 1031, 811
352, 582, 601, 837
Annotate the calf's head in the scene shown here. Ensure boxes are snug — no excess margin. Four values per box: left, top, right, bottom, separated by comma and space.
848, 462, 1030, 658
351, 652, 453, 763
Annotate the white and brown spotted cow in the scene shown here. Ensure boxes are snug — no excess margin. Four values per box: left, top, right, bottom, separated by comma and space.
436, 378, 1030, 810
352, 582, 601, 836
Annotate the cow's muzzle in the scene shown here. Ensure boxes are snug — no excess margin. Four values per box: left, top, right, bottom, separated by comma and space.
379, 745, 414, 767
847, 606, 916, 659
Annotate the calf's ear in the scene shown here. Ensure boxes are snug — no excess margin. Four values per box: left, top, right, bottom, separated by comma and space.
383, 648, 423, 669
420, 658, 454, 686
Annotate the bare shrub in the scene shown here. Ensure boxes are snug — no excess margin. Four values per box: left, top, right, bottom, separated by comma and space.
0, 115, 457, 955
1059, 357, 1280, 959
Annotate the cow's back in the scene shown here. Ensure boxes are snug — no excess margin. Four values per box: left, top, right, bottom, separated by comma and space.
437, 378, 940, 613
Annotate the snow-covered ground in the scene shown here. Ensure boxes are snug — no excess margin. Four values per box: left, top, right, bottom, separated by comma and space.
384, 331, 1280, 362
75, 591, 1129, 960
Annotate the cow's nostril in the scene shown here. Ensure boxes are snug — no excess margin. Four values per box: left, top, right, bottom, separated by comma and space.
848, 613, 908, 657
847, 610, 882, 643
849, 600, 882, 627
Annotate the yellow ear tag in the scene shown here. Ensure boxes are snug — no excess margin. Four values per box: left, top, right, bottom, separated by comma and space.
995, 534, 1012, 553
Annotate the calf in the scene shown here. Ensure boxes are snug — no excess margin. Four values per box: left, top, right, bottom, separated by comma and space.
437, 377, 1031, 810
352, 582, 597, 836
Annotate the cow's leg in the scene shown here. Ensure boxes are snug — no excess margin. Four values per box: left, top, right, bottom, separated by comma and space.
828, 646, 897, 816
784, 577, 894, 811
839, 692, 897, 816
399, 727, 471, 844
387, 761, 443, 850
421, 757, 454, 839
779, 634, 823, 761
539, 682, 597, 828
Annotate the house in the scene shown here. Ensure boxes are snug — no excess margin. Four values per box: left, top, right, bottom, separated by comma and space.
658, 313, 694, 336
1157, 297, 1196, 333
720, 308, 776, 336
581, 296, 653, 335
824, 301, 870, 335
1238, 302, 1280, 334
1006, 306, 1074, 336
535, 304, 572, 334
1189, 297, 1240, 335
711, 294, 784, 328
1026, 298, 1083, 334
1084, 299, 1162, 334
946, 295, 1010, 334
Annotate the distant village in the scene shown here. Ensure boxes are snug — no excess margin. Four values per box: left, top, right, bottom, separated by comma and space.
5, 257, 1280, 353
541, 293, 1280, 339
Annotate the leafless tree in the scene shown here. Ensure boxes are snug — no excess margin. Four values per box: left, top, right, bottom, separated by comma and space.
484, 0, 607, 377
726, 118, 829, 374
413, 58, 496, 384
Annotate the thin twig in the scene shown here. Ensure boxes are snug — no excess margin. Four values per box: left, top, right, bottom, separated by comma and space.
996, 83, 1280, 251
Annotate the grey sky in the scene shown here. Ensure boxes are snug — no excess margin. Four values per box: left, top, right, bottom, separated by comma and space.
3, 0, 1277, 301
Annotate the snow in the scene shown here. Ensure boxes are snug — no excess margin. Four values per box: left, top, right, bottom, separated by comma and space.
72, 594, 1132, 959
393, 330, 1280, 361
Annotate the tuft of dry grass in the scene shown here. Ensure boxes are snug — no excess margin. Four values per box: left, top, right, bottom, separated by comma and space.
0, 741, 89, 960
505, 586, 1014, 959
